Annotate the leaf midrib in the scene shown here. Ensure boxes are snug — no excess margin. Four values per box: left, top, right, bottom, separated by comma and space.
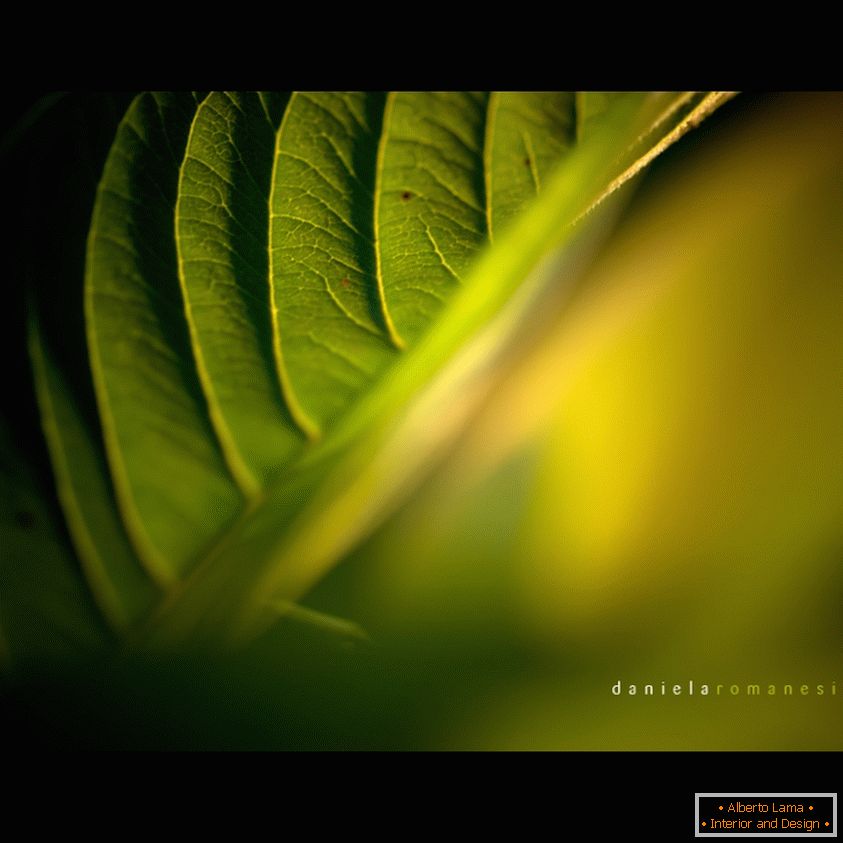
483, 91, 498, 243
572, 92, 738, 225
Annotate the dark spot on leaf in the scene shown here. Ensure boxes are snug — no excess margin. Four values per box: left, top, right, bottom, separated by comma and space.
401, 191, 412, 201
340, 278, 351, 289
15, 510, 36, 530
524, 157, 531, 167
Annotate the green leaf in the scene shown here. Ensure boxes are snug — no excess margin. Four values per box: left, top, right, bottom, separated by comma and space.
485, 92, 577, 237
85, 92, 242, 584
176, 92, 300, 494
270, 91, 398, 429
29, 307, 157, 630
0, 416, 107, 670
174, 92, 592, 495
140, 93, 735, 648
18, 90, 734, 653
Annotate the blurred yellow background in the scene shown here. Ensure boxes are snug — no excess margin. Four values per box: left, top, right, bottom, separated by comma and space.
309, 92, 843, 749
